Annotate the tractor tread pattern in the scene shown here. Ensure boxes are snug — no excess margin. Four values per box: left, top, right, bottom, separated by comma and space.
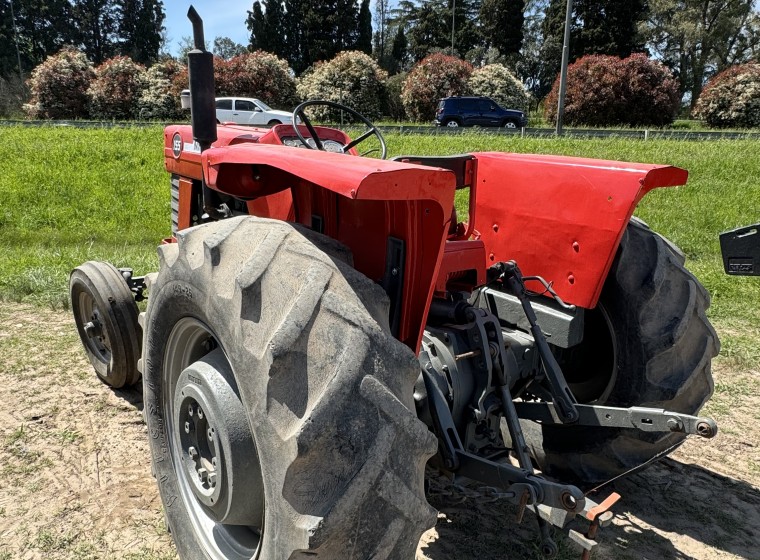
146, 216, 436, 559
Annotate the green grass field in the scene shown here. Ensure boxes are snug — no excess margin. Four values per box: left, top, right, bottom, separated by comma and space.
1, 125, 758, 367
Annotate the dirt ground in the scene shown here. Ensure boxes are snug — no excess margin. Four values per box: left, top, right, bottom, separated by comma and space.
1, 303, 758, 560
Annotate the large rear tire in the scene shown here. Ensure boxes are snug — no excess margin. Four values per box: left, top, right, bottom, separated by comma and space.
141, 216, 437, 559
523, 219, 719, 485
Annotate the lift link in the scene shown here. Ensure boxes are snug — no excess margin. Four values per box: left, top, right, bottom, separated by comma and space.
421, 301, 585, 558
515, 401, 718, 438
493, 261, 580, 423
421, 357, 586, 514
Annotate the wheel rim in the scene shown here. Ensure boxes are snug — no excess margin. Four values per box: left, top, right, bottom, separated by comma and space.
446, 120, 459, 127
553, 304, 617, 403
78, 292, 112, 364
504, 121, 517, 128
164, 318, 264, 560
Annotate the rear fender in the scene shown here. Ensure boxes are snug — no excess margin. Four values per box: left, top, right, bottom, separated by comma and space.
472, 152, 688, 309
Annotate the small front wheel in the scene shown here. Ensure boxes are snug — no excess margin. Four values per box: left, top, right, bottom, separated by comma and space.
70, 261, 141, 388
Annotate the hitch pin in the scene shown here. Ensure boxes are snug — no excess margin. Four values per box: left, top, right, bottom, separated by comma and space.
454, 349, 482, 361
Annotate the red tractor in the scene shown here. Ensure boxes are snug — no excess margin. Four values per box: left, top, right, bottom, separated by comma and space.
70, 8, 719, 559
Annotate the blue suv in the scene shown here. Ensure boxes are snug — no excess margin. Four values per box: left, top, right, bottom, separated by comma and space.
435, 96, 528, 129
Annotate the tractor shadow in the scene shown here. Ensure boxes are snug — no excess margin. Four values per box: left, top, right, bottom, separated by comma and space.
112, 380, 144, 412
420, 459, 760, 560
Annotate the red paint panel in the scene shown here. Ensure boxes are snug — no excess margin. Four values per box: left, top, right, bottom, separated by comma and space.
177, 178, 194, 230
435, 240, 487, 294
472, 153, 688, 308
202, 143, 455, 202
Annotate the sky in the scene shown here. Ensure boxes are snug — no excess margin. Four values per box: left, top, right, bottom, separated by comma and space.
164, 0, 252, 57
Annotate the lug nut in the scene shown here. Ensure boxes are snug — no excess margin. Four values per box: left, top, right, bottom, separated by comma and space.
207, 428, 214, 442
208, 472, 217, 488
198, 468, 208, 482
184, 421, 191, 434
188, 403, 195, 416
211, 457, 217, 467
197, 407, 204, 420
188, 446, 198, 459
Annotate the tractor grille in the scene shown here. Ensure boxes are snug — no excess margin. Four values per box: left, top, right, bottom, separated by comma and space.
171, 174, 180, 234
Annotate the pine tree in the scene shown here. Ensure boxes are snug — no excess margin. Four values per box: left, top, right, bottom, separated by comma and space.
356, 0, 372, 54
72, 0, 119, 64
574, 0, 646, 58
480, 0, 524, 57
247, 1, 266, 50
116, 0, 164, 64
538, 0, 570, 97
263, 0, 286, 57
390, 24, 408, 72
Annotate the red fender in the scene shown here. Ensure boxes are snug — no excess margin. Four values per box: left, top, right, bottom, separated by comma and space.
472, 152, 688, 309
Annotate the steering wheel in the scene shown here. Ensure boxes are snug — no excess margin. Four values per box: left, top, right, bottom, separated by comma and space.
292, 100, 387, 159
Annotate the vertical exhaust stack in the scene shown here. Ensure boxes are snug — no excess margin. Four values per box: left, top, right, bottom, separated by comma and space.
186, 6, 217, 150
187, 6, 230, 219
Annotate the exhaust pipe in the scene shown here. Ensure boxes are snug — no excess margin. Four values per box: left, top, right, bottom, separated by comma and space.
186, 6, 229, 219
186, 6, 216, 149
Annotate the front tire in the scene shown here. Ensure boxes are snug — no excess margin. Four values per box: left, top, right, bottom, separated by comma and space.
141, 216, 437, 559
70, 261, 141, 388
523, 220, 719, 485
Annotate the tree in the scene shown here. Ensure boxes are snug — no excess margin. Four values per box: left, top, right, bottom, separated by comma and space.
544, 54, 680, 126
401, 53, 473, 120
518, 0, 549, 100
468, 64, 529, 111
0, 0, 77, 77
480, 0, 525, 58
394, 0, 481, 61
72, 0, 119, 64
213, 36, 247, 60
24, 47, 95, 118
373, 0, 391, 64
135, 57, 184, 119
88, 55, 146, 119
390, 25, 408, 72
247, 1, 266, 50
297, 50, 387, 118
116, 0, 164, 65
176, 35, 208, 60
356, 0, 372, 54
216, 51, 297, 107
573, 0, 646, 58
645, 0, 759, 106
693, 62, 760, 127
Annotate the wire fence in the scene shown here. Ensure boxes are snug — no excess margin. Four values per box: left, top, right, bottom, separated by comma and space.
2, 119, 760, 141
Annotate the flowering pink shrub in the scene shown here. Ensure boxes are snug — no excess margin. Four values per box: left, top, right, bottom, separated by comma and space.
544, 54, 680, 127
693, 64, 760, 128
24, 47, 95, 119
401, 54, 473, 121
215, 51, 298, 109
88, 56, 147, 120
297, 51, 388, 119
